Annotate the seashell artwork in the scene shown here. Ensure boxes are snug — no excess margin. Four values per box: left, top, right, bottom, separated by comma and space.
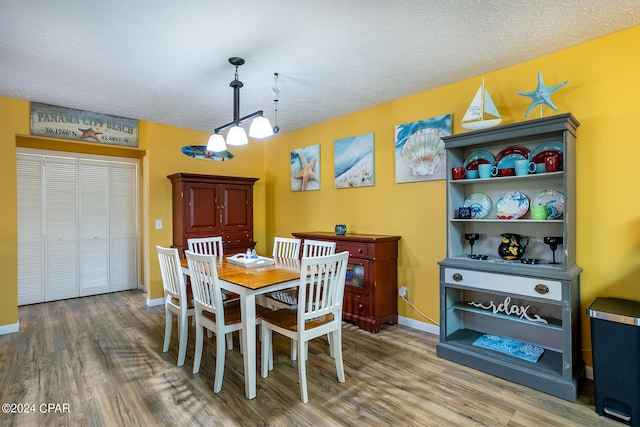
401, 128, 445, 176
395, 114, 451, 183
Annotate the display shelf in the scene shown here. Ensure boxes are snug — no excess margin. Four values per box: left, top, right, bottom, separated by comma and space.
440, 329, 564, 376
450, 303, 563, 330
437, 114, 583, 402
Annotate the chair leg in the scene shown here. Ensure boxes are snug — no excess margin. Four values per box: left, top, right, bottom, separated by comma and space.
297, 338, 309, 403
163, 307, 172, 353
226, 333, 233, 350
332, 329, 345, 383
193, 319, 204, 374
213, 330, 226, 393
291, 338, 297, 361
177, 311, 189, 366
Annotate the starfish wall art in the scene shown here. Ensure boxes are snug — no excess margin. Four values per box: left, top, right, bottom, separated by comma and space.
517, 71, 569, 117
291, 144, 320, 191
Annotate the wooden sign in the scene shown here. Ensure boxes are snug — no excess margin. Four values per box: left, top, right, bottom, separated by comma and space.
30, 102, 138, 147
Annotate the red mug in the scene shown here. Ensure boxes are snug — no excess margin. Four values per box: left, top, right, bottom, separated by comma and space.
452, 167, 466, 180
544, 154, 561, 172
497, 167, 515, 177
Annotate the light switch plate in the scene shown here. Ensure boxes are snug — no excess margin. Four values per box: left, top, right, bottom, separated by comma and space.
155, 219, 162, 230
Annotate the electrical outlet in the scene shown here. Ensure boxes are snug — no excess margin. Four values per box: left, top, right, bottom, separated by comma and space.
399, 286, 407, 298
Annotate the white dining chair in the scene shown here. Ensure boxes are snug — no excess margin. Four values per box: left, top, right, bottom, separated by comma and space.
268, 238, 337, 360
188, 236, 224, 256
186, 250, 271, 393
272, 237, 301, 259
260, 251, 349, 403
188, 235, 237, 306
157, 245, 195, 367
302, 239, 336, 257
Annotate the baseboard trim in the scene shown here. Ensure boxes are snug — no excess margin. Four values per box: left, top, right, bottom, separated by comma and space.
398, 315, 439, 336
397, 315, 594, 380
146, 297, 165, 307
0, 321, 19, 335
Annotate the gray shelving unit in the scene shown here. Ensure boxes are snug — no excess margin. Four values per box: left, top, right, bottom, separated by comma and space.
437, 114, 583, 402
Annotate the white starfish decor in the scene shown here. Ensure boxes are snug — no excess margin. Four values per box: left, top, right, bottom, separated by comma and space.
517, 71, 568, 117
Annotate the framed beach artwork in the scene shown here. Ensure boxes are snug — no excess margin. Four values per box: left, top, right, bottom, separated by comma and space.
395, 114, 452, 183
334, 132, 374, 189
291, 144, 320, 191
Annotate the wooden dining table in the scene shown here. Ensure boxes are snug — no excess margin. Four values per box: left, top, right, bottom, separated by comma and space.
180, 256, 300, 399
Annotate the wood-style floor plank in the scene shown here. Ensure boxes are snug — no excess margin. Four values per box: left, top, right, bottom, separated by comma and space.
0, 290, 617, 427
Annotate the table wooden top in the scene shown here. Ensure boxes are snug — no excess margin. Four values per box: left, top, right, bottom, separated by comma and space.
181, 257, 301, 290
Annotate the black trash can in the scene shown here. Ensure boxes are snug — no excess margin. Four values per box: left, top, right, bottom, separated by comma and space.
587, 297, 640, 426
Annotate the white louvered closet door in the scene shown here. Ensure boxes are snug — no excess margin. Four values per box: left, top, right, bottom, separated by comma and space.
109, 162, 138, 292
79, 160, 110, 296
17, 150, 139, 305
16, 155, 45, 305
44, 156, 79, 301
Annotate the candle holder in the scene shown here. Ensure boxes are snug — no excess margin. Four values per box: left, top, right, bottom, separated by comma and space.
464, 233, 480, 257
543, 236, 563, 264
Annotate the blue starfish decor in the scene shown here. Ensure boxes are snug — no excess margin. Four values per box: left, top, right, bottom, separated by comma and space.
517, 71, 568, 117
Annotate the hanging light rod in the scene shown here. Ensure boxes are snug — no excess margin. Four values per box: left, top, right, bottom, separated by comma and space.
207, 57, 274, 152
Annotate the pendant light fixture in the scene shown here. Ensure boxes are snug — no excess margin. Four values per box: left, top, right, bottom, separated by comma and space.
206, 57, 274, 152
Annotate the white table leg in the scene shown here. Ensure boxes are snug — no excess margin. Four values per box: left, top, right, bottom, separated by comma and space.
241, 293, 257, 399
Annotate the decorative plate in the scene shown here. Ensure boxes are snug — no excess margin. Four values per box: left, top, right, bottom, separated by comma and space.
494, 145, 530, 165
496, 153, 527, 169
463, 193, 492, 219
181, 145, 234, 161
530, 141, 563, 164
532, 189, 565, 219
463, 150, 495, 170
496, 191, 530, 219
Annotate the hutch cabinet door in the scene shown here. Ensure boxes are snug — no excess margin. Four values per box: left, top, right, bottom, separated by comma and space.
221, 184, 253, 230
185, 182, 220, 233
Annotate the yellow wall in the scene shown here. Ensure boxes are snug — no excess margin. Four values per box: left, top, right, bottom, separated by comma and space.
264, 26, 640, 366
1, 26, 640, 367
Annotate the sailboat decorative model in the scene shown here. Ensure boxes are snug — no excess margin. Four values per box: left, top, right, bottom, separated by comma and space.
461, 78, 502, 131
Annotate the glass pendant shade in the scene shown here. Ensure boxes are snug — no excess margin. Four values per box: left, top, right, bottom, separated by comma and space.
226, 125, 248, 146
206, 133, 226, 152
248, 116, 274, 139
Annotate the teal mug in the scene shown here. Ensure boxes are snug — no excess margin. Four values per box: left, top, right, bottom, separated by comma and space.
514, 159, 536, 176
478, 163, 492, 179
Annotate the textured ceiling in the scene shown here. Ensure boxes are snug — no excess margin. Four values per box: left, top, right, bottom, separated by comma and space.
2, 1, 640, 137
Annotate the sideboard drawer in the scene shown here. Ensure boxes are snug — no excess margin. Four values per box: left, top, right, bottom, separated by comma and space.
335, 241, 369, 259
343, 294, 371, 318
444, 268, 561, 301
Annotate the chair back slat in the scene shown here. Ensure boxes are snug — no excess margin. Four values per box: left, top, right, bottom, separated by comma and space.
188, 236, 224, 256
273, 237, 301, 259
302, 239, 336, 258
185, 251, 226, 325
156, 246, 187, 302
298, 251, 349, 325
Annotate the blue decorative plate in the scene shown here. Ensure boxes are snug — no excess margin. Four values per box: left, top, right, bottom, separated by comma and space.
496, 191, 529, 219
530, 141, 563, 164
463, 150, 495, 170
532, 189, 565, 219
463, 193, 492, 219
497, 153, 527, 169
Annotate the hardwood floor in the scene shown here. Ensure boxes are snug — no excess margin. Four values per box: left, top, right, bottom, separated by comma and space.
0, 290, 616, 426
